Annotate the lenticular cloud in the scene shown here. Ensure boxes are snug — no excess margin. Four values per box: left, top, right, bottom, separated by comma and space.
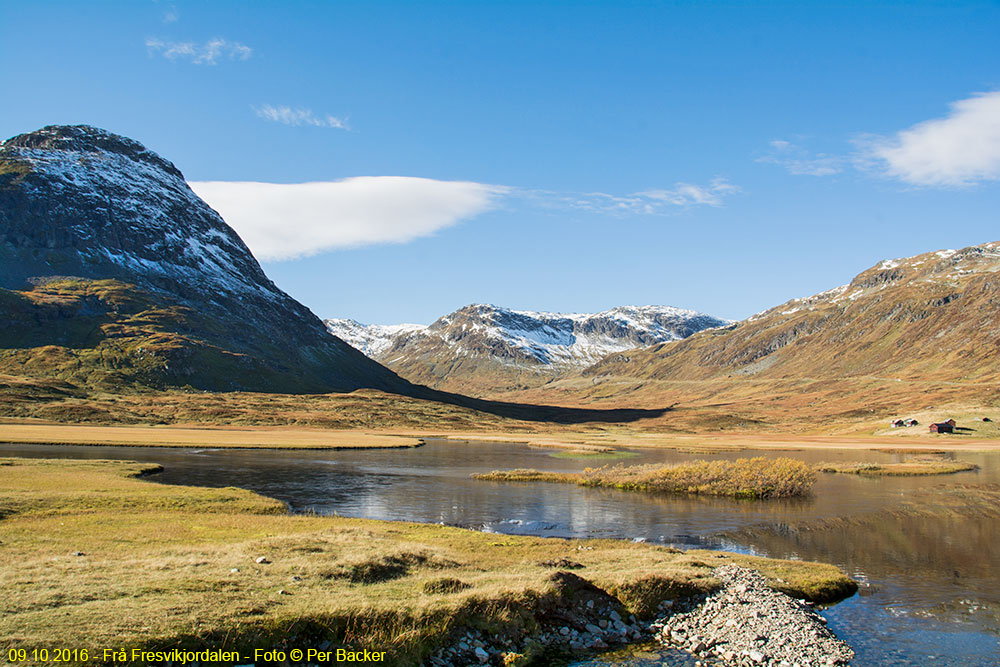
190, 177, 508, 261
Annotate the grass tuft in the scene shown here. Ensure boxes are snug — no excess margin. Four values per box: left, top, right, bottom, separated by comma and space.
537, 558, 585, 569
815, 458, 979, 476
474, 457, 816, 499
422, 578, 472, 594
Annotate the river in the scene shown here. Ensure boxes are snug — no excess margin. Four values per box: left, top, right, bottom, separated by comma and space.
1, 439, 998, 666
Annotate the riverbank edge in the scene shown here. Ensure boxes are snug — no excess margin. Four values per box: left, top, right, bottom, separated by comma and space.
0, 423, 426, 449
1, 457, 857, 667
429, 432, 1000, 453
104, 560, 857, 667
815, 459, 979, 475
423, 562, 857, 667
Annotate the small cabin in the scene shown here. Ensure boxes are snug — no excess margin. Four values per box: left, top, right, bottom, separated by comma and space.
944, 419, 956, 427
930, 422, 954, 434
891, 419, 904, 428
903, 418, 919, 427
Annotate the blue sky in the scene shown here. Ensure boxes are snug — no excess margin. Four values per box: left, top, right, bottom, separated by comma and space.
2, 1, 999, 323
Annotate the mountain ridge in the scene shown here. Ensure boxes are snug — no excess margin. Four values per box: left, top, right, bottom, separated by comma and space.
326, 302, 728, 395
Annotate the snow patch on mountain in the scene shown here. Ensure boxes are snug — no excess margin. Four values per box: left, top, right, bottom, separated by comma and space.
325, 319, 427, 356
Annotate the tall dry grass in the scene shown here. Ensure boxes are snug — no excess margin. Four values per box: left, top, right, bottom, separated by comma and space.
474, 457, 816, 499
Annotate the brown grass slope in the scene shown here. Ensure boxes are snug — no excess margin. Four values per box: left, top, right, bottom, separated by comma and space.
501, 243, 1000, 430
380, 338, 557, 397
590, 243, 1000, 384
0, 278, 405, 395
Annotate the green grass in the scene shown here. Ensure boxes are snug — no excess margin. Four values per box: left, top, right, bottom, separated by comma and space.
474, 457, 816, 499
0, 457, 854, 665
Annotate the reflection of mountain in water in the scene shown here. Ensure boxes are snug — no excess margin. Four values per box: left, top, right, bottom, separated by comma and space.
729, 484, 1000, 630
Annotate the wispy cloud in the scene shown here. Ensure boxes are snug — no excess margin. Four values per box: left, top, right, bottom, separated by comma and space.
145, 37, 251, 64
190, 177, 509, 261
528, 178, 741, 215
254, 105, 349, 130
161, 6, 179, 24
756, 139, 845, 176
860, 91, 1000, 186
638, 179, 741, 206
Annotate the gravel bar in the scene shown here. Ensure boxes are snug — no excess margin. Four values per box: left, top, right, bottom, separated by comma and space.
652, 565, 853, 666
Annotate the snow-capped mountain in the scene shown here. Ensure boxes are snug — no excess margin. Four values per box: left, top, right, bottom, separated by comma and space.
323, 320, 428, 357
325, 303, 728, 395
0, 125, 411, 394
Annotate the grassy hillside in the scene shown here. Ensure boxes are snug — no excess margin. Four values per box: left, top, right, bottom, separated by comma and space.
585, 243, 1000, 385
0, 278, 403, 394
499, 244, 1000, 432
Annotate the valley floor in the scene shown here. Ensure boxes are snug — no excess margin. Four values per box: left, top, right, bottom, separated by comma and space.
0, 457, 855, 666
2, 422, 999, 452
4, 374, 1000, 450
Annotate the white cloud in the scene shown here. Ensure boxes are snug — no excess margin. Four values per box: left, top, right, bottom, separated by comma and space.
757, 139, 845, 176
541, 178, 740, 214
862, 91, 1000, 186
255, 105, 349, 130
189, 177, 508, 261
145, 37, 251, 64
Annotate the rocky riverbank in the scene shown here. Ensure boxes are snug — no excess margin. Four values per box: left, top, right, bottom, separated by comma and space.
426, 571, 648, 666
652, 565, 853, 666
424, 565, 852, 666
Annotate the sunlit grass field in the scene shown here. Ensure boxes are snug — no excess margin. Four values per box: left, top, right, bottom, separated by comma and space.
0, 457, 855, 665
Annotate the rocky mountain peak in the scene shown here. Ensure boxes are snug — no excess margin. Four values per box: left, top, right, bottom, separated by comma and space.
3, 124, 184, 180
0, 124, 274, 299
